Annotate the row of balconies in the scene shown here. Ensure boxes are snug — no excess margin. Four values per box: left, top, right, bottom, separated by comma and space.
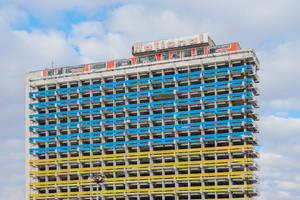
31, 95, 257, 126
32, 72, 253, 103
33, 177, 258, 193
32, 125, 255, 149
30, 105, 258, 133
32, 161, 258, 179
30, 125, 257, 151
32, 136, 255, 160
29, 77, 257, 112
29, 95, 258, 133
34, 150, 258, 172
33, 187, 258, 200
30, 61, 257, 96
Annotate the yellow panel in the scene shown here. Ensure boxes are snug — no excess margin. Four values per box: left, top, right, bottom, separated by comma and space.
29, 144, 253, 166
30, 171, 254, 188
29, 185, 253, 199
30, 158, 253, 176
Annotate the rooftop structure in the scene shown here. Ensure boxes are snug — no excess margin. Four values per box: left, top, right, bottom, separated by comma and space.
25, 33, 260, 200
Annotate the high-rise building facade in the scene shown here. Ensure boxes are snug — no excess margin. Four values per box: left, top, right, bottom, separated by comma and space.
25, 34, 260, 200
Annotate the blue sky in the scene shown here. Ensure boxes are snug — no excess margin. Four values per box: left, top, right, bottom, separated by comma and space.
0, 0, 300, 199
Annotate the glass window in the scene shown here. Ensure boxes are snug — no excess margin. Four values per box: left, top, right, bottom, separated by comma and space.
196, 48, 204, 55
137, 55, 156, 64
115, 59, 131, 67
148, 55, 156, 62
162, 53, 169, 60
47, 69, 54, 76
172, 51, 181, 59
183, 49, 192, 57
209, 48, 216, 54
91, 62, 106, 70
137, 56, 148, 64
65, 65, 85, 73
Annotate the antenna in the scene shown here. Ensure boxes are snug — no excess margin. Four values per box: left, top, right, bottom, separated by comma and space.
51, 61, 54, 69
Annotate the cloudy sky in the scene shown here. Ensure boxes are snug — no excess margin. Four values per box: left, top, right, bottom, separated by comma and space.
0, 0, 300, 199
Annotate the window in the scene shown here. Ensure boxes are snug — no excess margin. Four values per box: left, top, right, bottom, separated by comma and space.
209, 48, 216, 54
115, 59, 131, 67
172, 51, 181, 59
148, 55, 156, 62
196, 48, 204, 55
137, 55, 156, 63
137, 56, 147, 64
91, 62, 106, 70
183, 49, 191, 57
162, 53, 169, 60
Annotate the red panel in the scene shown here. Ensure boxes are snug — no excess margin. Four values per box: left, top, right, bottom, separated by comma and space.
106, 61, 114, 69
169, 52, 173, 59
42, 70, 47, 77
156, 54, 161, 62
192, 49, 196, 55
230, 43, 239, 51
130, 58, 137, 65
180, 50, 183, 58
54, 68, 58, 74
83, 64, 89, 72
204, 48, 208, 55
216, 43, 239, 52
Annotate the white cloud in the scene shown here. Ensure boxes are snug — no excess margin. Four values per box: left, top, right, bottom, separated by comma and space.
0, 186, 24, 200
69, 26, 130, 62
258, 40, 300, 111
257, 115, 300, 200
69, 21, 109, 61
116, 0, 300, 46
0, 15, 79, 99
0, 138, 25, 200
71, 21, 104, 39
1, 0, 121, 16
0, 5, 29, 26
263, 191, 292, 199
69, 4, 199, 63
14, 29, 77, 65
270, 98, 300, 110
260, 115, 300, 137
108, 5, 196, 41
1, 0, 300, 47
276, 181, 300, 190
0, 14, 79, 200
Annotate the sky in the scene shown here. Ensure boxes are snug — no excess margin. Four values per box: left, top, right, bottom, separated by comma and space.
0, 0, 300, 199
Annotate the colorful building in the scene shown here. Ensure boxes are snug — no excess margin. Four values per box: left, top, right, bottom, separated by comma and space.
25, 33, 260, 200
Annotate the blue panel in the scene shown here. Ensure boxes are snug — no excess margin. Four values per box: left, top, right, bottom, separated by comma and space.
29, 78, 253, 109
29, 105, 253, 132
30, 91, 252, 119
29, 118, 254, 143
29, 131, 253, 154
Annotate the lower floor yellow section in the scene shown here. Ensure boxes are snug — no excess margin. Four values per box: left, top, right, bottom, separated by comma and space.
30, 171, 254, 188
29, 185, 253, 199
29, 145, 253, 166
30, 158, 253, 176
